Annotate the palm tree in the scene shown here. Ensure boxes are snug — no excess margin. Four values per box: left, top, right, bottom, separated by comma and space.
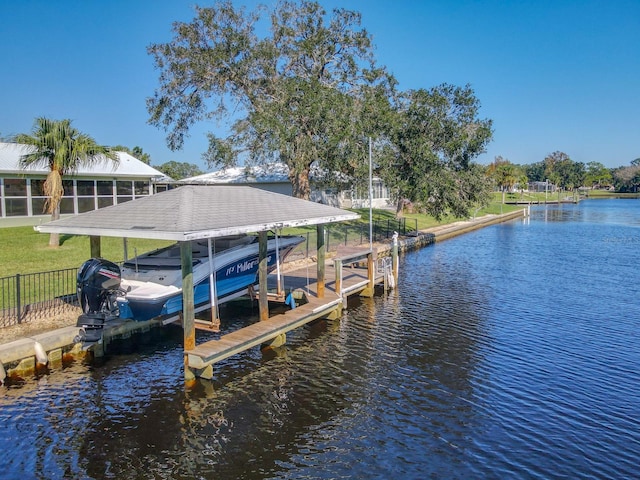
13, 118, 118, 247
517, 173, 529, 199
495, 163, 518, 203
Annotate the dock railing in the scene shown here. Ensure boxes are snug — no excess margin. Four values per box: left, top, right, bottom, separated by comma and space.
327, 217, 417, 251
333, 249, 378, 306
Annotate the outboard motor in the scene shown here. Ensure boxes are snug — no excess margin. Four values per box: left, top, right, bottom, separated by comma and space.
75, 258, 123, 345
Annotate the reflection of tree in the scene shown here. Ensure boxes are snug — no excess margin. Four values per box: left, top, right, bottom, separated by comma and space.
398, 252, 487, 397
536, 204, 581, 223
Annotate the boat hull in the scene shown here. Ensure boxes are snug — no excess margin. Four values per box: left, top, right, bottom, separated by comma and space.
117, 236, 303, 321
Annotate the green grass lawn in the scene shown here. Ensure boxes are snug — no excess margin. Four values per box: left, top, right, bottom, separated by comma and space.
0, 227, 172, 278
585, 190, 640, 198
492, 191, 563, 203
0, 202, 522, 278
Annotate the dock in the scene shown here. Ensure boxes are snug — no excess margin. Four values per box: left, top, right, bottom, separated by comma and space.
186, 248, 390, 379
0, 208, 529, 385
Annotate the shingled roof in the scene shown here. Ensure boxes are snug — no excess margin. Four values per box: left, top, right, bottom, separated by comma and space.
35, 185, 360, 241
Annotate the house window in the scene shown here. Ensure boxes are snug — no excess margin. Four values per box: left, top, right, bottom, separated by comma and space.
4, 178, 27, 196
60, 197, 74, 214
97, 180, 114, 209
1, 174, 156, 221
117, 180, 133, 203
97, 180, 113, 195
61, 180, 75, 214
3, 179, 28, 216
62, 179, 74, 195
134, 181, 149, 196
31, 198, 47, 215
98, 197, 114, 208
5, 198, 27, 216
77, 180, 95, 196
31, 179, 46, 196
31, 179, 47, 215
117, 180, 132, 195
78, 197, 95, 213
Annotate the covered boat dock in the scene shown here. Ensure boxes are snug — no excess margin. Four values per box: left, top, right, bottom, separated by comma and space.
34, 185, 387, 381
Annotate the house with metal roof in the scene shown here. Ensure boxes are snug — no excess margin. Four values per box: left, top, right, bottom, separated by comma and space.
177, 162, 391, 209
0, 142, 171, 227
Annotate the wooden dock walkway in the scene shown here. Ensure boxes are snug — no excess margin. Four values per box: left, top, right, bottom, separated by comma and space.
186, 250, 387, 377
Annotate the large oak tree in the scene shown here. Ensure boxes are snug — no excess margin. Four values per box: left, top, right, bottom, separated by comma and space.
379, 84, 493, 218
147, 0, 389, 199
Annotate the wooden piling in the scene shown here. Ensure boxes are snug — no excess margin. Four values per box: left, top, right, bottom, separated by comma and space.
316, 224, 326, 298
259, 231, 269, 322
180, 241, 195, 381
90, 236, 101, 258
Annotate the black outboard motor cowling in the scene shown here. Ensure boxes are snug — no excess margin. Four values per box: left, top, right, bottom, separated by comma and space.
76, 258, 123, 344
77, 258, 121, 313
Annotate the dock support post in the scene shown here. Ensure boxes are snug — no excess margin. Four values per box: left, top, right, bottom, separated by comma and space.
90, 236, 101, 258
359, 249, 376, 297
334, 258, 342, 299
317, 224, 326, 298
392, 232, 399, 287
263, 333, 286, 349
334, 258, 346, 309
196, 365, 214, 380
367, 250, 376, 296
181, 241, 196, 382
258, 231, 269, 321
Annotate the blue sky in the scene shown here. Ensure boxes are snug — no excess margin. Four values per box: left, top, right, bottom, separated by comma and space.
1, 0, 638, 170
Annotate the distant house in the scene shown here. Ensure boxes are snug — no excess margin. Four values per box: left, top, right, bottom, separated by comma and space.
177, 162, 391, 209
528, 180, 556, 193
0, 142, 171, 227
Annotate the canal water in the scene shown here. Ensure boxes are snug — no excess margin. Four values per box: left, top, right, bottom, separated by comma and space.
1, 199, 639, 479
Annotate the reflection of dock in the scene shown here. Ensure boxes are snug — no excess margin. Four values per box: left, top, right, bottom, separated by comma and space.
186, 249, 387, 379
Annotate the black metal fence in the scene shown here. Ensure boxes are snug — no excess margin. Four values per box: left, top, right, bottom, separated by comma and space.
327, 217, 418, 249
0, 267, 79, 327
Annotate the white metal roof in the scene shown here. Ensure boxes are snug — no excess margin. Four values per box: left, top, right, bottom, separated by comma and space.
177, 161, 354, 185
0, 142, 168, 179
178, 163, 290, 184
35, 185, 360, 241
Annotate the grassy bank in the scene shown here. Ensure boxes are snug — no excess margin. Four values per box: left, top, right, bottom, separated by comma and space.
491, 191, 577, 203
584, 190, 640, 198
493, 189, 640, 202
0, 227, 172, 278
0, 203, 522, 278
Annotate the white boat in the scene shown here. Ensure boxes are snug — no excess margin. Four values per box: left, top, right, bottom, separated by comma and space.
116, 234, 304, 321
